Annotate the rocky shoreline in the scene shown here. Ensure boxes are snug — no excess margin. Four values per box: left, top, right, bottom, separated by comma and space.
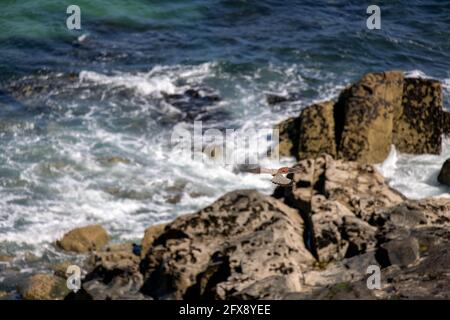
3, 70, 450, 300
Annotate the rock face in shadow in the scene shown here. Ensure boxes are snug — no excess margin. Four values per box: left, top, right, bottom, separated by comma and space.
277, 71, 446, 163
140, 190, 315, 300
438, 158, 450, 187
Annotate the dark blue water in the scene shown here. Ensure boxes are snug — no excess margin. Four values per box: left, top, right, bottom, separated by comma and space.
0, 0, 449, 259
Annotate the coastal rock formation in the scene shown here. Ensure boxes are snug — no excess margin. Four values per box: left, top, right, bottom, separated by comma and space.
337, 71, 404, 163
22, 155, 450, 300
57, 224, 109, 253
438, 158, 450, 187
276, 116, 300, 157
275, 154, 404, 262
277, 71, 446, 163
141, 223, 168, 258
140, 190, 315, 300
393, 78, 443, 154
20, 274, 69, 300
298, 101, 337, 159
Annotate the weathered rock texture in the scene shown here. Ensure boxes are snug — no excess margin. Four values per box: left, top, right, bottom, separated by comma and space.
21, 274, 69, 300
277, 71, 447, 163
57, 224, 109, 253
393, 78, 443, 154
141, 190, 315, 300
298, 101, 337, 159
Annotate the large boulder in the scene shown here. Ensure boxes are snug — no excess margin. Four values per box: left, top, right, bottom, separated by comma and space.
20, 274, 69, 300
276, 71, 446, 164
57, 225, 109, 253
298, 101, 337, 159
140, 190, 315, 300
393, 78, 444, 154
438, 158, 450, 186
337, 71, 404, 163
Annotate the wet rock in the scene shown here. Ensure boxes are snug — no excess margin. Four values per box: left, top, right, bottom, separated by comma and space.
393, 78, 444, 155
337, 71, 404, 163
20, 274, 69, 300
438, 158, 450, 187
141, 223, 168, 258
141, 190, 315, 300
266, 94, 290, 105
57, 225, 109, 253
298, 101, 337, 159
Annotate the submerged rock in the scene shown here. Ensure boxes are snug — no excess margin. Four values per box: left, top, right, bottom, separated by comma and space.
57, 225, 109, 253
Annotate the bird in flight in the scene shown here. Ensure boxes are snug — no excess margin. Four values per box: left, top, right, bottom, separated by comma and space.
239, 166, 299, 186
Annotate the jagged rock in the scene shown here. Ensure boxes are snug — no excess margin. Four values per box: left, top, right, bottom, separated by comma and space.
141, 190, 315, 300
275, 154, 404, 262
298, 101, 337, 159
20, 274, 69, 300
310, 195, 377, 262
393, 78, 444, 155
438, 159, 450, 187
276, 116, 300, 157
141, 223, 168, 258
79, 243, 145, 300
57, 225, 109, 253
337, 71, 404, 163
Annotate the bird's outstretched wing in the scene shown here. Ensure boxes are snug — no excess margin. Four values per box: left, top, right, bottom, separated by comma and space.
271, 174, 292, 186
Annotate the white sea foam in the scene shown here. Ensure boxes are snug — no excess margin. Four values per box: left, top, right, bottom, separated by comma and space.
1, 64, 449, 258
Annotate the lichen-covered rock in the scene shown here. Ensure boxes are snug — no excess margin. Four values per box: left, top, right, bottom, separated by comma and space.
57, 225, 109, 253
438, 158, 450, 187
141, 190, 315, 300
393, 78, 443, 154
275, 154, 404, 262
298, 101, 337, 159
337, 71, 404, 163
21, 274, 69, 300
443, 111, 450, 136
275, 116, 300, 157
